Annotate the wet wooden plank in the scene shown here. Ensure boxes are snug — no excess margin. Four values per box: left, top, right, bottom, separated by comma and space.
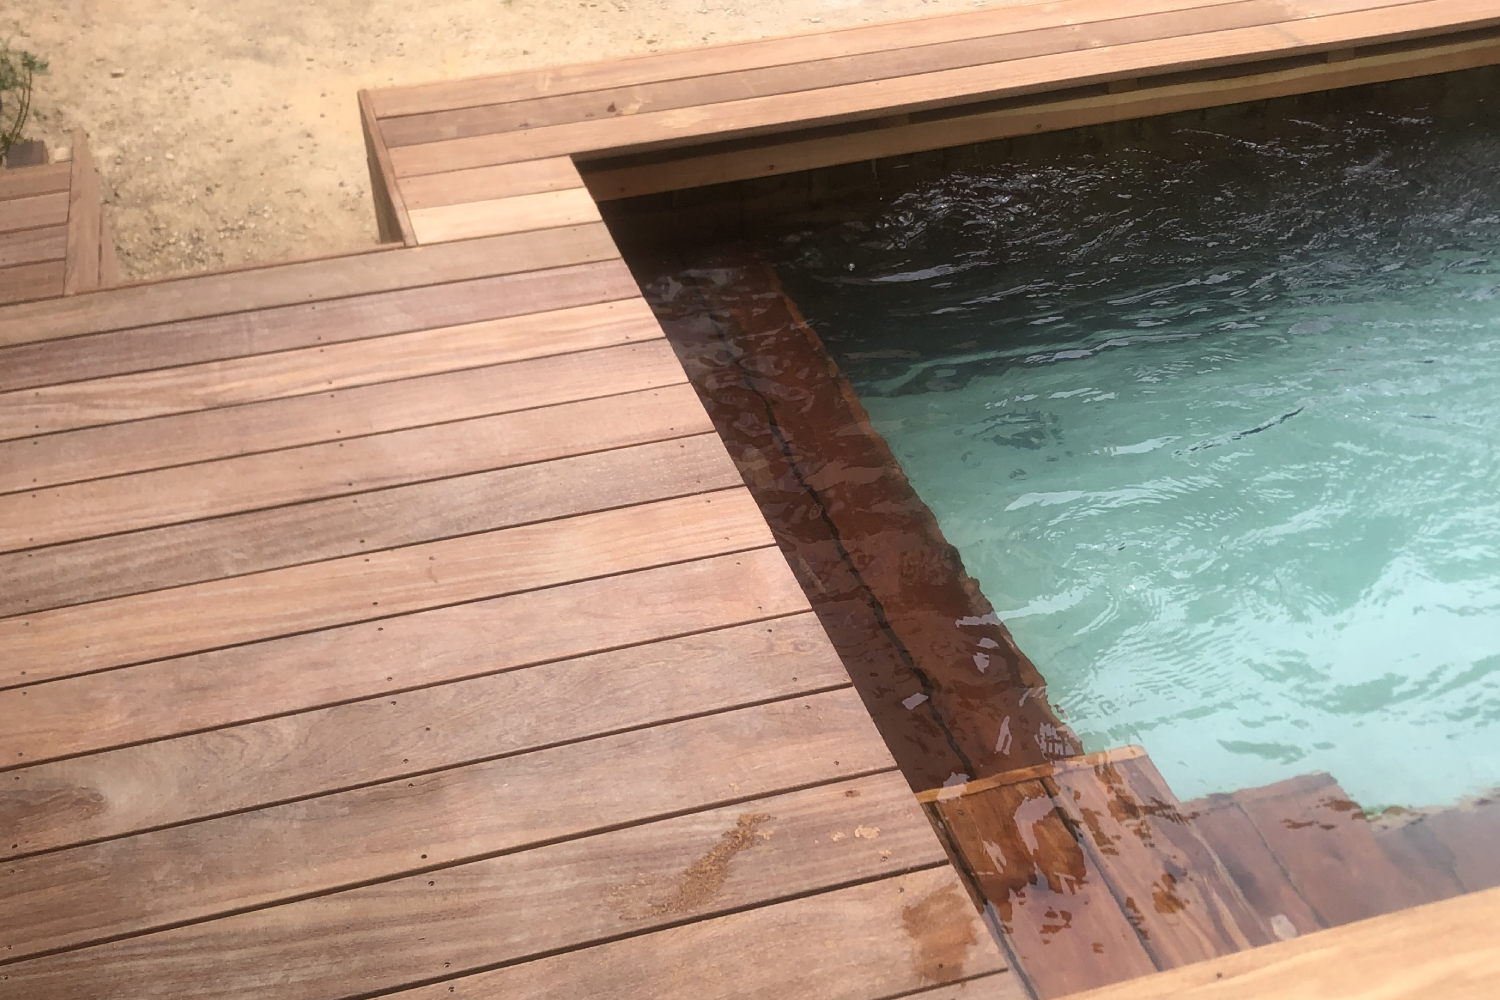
3, 488, 769, 685
0, 433, 734, 616
0, 689, 893, 958
1185, 795, 1325, 939
2, 774, 938, 999
0, 338, 686, 494
0, 190, 69, 230
0, 297, 660, 440
4, 609, 844, 857
1047, 756, 1269, 968
382, 866, 1014, 1000
1, 548, 813, 779
0, 223, 620, 348
400, 156, 584, 210
388, 0, 1500, 175
0, 161, 70, 200
0, 224, 67, 268
1373, 820, 1466, 906
0, 260, 65, 305
1392, 798, 1500, 895
1056, 884, 1500, 1000
408, 187, 603, 244
1233, 774, 1433, 927
932, 778, 1156, 997
0, 259, 640, 393
0, 384, 708, 553
63, 130, 102, 295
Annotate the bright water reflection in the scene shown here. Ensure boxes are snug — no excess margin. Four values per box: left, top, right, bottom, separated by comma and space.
777, 92, 1500, 807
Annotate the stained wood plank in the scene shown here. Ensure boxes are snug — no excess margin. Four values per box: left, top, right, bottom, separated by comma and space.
932, 778, 1156, 997
1373, 820, 1466, 905
1061, 884, 1500, 1000
380, 0, 1394, 149
96, 209, 120, 287
408, 187, 603, 244
4, 610, 844, 858
1185, 795, 1325, 939
0, 161, 70, 200
359, 89, 417, 245
0, 383, 709, 552
385, 867, 1013, 1000
63, 130, 102, 295
1399, 798, 1500, 894
369, 0, 1260, 120
582, 28, 1500, 199
3, 488, 768, 685
388, 0, 1500, 175
0, 224, 66, 268
0, 259, 640, 394
400, 156, 585, 210
1, 548, 813, 778
0, 260, 64, 305
0, 689, 893, 958
1, 774, 937, 999
0, 223, 620, 348
1047, 756, 1268, 968
0, 190, 69, 230
1233, 773, 1433, 927
0, 338, 685, 494
0, 296, 659, 440
0, 433, 734, 616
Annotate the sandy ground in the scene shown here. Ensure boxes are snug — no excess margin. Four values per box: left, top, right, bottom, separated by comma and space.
9, 0, 1001, 281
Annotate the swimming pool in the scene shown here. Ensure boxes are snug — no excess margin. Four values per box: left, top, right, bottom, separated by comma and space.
772, 90, 1500, 809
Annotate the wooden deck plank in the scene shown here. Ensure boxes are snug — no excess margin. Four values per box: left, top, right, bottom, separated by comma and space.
0, 338, 685, 494
62, 130, 102, 295
379, 0, 1395, 150
932, 778, 1156, 997
0, 433, 734, 616
1401, 799, 1500, 895
387, 0, 1500, 176
1046, 756, 1268, 969
0, 161, 71, 201
4, 609, 843, 858
0, 689, 892, 958
2, 488, 769, 685
0, 260, 65, 306
0, 259, 640, 394
399, 156, 585, 210
1, 774, 937, 999
1, 549, 814, 780
0, 223, 620, 348
0, 190, 69, 230
0, 297, 659, 440
0, 384, 709, 553
1185, 795, 1326, 939
408, 187, 603, 243
359, 88, 418, 245
0, 224, 67, 268
385, 867, 1014, 1000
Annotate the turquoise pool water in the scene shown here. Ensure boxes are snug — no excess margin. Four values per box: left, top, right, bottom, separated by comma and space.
776, 92, 1500, 808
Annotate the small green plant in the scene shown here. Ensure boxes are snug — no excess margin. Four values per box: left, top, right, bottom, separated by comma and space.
0, 40, 48, 160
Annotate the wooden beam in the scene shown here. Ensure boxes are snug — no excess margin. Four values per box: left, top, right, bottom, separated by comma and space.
62, 130, 102, 295
359, 89, 417, 245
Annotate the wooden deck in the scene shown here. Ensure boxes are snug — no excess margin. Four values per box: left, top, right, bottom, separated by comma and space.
0, 131, 118, 305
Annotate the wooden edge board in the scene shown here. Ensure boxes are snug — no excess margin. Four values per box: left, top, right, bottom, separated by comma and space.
408, 187, 603, 244
916, 745, 1147, 802
62, 130, 102, 295
360, 89, 418, 245
0, 223, 621, 348
398, 156, 586, 210
582, 29, 1500, 199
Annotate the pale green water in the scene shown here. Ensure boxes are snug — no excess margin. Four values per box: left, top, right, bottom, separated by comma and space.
777, 89, 1500, 808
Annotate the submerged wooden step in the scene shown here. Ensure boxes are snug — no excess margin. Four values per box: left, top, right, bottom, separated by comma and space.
1375, 791, 1500, 898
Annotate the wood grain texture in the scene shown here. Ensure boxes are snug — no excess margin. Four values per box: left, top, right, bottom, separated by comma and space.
2, 775, 935, 999
388, 0, 1500, 175
0, 338, 686, 494
933, 778, 1156, 997
0, 260, 64, 305
0, 190, 69, 230
0, 161, 70, 200
383, 867, 1013, 1000
582, 31, 1500, 199
0, 258, 640, 394
62, 130, 102, 295
1063, 884, 1500, 1000
1, 549, 814, 779
400, 156, 584, 210
4, 612, 844, 857
0, 225, 66, 268
0, 689, 894, 958
96, 210, 120, 287
0, 433, 734, 616
1185, 795, 1326, 939
0, 383, 710, 552
409, 187, 603, 244
0, 296, 659, 440
3, 488, 770, 685
359, 88, 417, 245
0, 223, 620, 348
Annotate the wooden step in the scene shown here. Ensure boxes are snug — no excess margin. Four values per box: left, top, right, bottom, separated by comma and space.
1374, 791, 1500, 897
